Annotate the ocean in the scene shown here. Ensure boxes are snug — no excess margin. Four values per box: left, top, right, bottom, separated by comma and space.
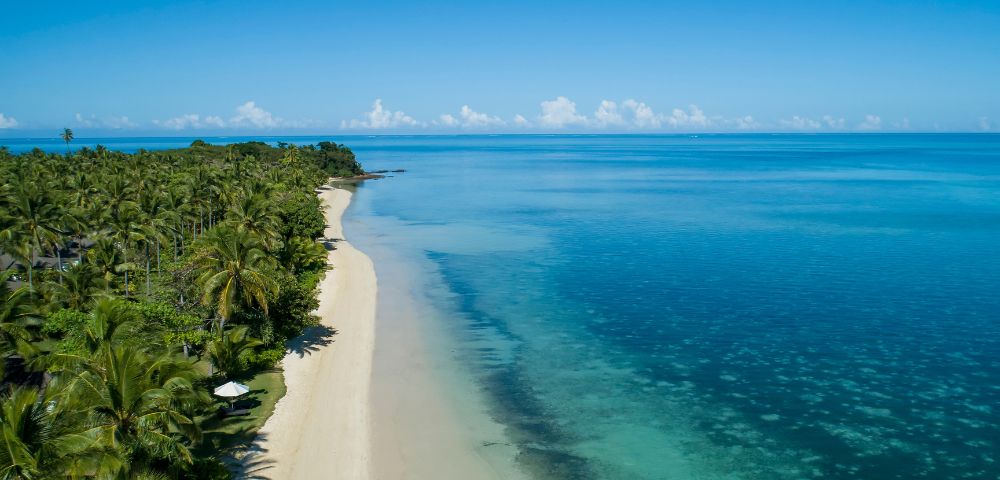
7, 134, 1000, 479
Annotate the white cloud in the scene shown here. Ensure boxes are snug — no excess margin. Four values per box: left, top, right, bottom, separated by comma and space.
892, 117, 911, 130
437, 114, 459, 126
159, 114, 200, 130
823, 115, 846, 129
155, 105, 279, 130
154, 113, 225, 130
979, 117, 993, 131
436, 105, 506, 128
780, 115, 822, 130
74, 113, 136, 129
590, 100, 713, 129
0, 113, 17, 129
733, 115, 759, 130
458, 105, 505, 128
537, 97, 712, 130
154, 114, 227, 129
204, 115, 225, 127
538, 96, 587, 128
74, 113, 92, 126
230, 101, 280, 128
857, 114, 882, 131
664, 105, 709, 128
593, 100, 625, 127
343, 99, 420, 129
513, 114, 530, 127
623, 100, 661, 128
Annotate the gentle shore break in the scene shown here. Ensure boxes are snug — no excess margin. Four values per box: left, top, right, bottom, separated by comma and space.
252, 186, 377, 479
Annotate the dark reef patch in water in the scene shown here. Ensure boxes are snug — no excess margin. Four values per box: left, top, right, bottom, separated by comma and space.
431, 252, 599, 480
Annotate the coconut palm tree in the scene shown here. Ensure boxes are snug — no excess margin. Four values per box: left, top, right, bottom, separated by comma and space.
138, 190, 179, 295
63, 205, 98, 262
60, 128, 74, 156
206, 325, 262, 379
87, 237, 128, 292
49, 262, 106, 310
0, 271, 39, 376
226, 192, 280, 249
107, 207, 149, 298
191, 226, 277, 330
0, 387, 107, 479
4, 183, 64, 291
99, 174, 136, 218
66, 345, 208, 477
161, 187, 191, 260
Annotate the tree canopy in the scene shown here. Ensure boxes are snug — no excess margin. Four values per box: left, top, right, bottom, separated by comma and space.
0, 139, 355, 479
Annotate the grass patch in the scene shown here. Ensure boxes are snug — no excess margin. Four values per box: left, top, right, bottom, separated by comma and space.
194, 368, 286, 456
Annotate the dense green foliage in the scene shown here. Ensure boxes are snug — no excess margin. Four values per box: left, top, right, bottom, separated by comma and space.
0, 139, 355, 479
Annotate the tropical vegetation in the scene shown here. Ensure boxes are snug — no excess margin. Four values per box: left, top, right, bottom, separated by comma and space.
0, 138, 363, 478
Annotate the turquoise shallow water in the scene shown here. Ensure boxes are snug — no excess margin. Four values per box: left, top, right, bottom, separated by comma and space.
7, 134, 1000, 478
340, 135, 1000, 480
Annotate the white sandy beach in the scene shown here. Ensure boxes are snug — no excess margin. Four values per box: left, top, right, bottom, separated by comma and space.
253, 187, 376, 479
251, 185, 524, 480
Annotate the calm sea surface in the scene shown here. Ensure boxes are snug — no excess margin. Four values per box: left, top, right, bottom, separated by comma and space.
7, 134, 1000, 479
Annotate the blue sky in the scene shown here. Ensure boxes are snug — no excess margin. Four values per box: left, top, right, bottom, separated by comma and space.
1, 0, 998, 135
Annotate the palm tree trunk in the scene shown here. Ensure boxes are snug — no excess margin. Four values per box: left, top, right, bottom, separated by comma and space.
123, 250, 129, 298
156, 238, 161, 274
56, 246, 64, 285
27, 248, 34, 293
145, 242, 151, 297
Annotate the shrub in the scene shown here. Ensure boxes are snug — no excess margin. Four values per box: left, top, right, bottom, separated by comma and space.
241, 345, 286, 371
42, 309, 89, 354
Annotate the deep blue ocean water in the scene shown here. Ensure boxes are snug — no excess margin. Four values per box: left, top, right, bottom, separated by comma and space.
7, 134, 1000, 478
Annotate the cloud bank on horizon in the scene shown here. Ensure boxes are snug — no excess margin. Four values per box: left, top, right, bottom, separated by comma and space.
1, 97, 996, 134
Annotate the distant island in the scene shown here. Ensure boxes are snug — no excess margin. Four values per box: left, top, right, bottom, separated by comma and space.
0, 137, 364, 478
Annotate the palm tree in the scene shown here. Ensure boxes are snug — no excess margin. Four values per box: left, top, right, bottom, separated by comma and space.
279, 236, 327, 274
60, 128, 74, 156
78, 298, 159, 355
0, 387, 106, 479
226, 192, 280, 249
67, 345, 208, 477
5, 183, 64, 291
107, 207, 148, 298
160, 187, 190, 260
99, 173, 136, 218
191, 226, 277, 330
49, 262, 106, 310
0, 271, 39, 377
138, 190, 178, 295
87, 237, 127, 292
206, 326, 261, 379
63, 205, 97, 262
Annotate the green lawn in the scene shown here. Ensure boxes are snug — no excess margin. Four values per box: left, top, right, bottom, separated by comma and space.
194, 367, 286, 456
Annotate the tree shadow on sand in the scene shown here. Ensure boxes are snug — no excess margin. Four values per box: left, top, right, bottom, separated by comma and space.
320, 237, 342, 251
227, 431, 277, 480
285, 324, 337, 358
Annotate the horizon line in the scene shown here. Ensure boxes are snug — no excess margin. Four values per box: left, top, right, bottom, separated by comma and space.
3, 131, 1000, 142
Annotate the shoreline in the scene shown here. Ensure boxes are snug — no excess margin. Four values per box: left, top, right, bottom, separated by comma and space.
251, 185, 376, 478
249, 183, 525, 479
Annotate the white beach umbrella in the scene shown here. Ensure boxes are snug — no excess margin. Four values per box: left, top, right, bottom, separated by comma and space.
213, 381, 250, 398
